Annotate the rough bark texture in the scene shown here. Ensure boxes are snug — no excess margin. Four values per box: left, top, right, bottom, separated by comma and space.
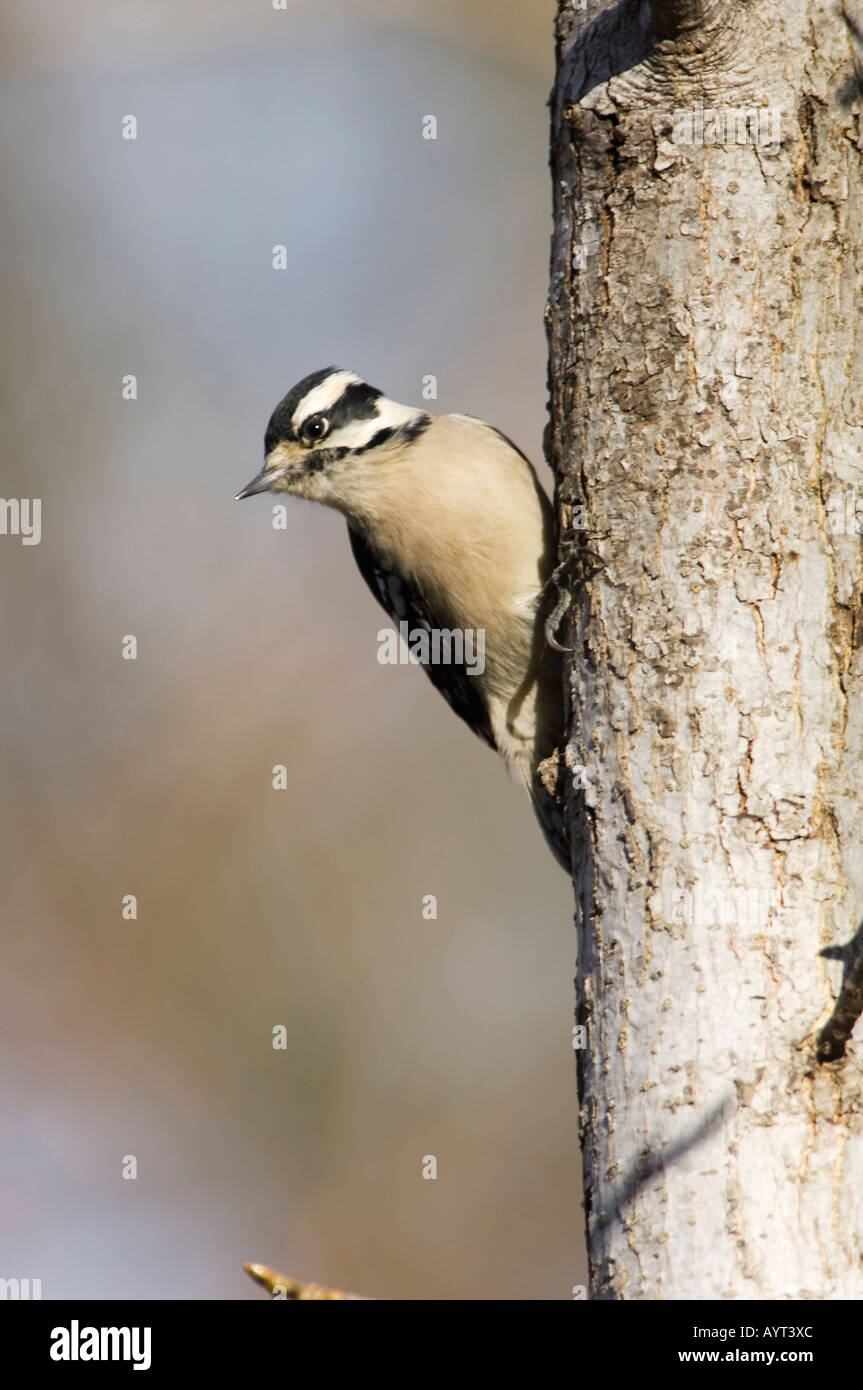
547, 0, 863, 1298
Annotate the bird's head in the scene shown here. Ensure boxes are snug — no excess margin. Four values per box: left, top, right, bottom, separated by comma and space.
236, 367, 429, 509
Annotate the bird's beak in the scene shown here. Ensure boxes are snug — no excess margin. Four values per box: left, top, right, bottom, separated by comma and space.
235, 466, 285, 500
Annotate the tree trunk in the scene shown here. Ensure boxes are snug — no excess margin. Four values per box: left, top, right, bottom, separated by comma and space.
548, 0, 863, 1299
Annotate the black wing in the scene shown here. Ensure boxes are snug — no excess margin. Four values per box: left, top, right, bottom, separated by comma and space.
347, 523, 495, 749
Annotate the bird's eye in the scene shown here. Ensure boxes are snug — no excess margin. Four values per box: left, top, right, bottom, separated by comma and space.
301, 415, 328, 444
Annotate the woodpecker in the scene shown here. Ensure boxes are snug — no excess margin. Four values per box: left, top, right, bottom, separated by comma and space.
236, 368, 569, 869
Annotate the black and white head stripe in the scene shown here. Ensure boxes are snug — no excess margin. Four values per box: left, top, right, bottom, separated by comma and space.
264, 367, 429, 458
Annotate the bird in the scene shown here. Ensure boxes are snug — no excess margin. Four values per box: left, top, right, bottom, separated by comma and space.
236, 367, 569, 869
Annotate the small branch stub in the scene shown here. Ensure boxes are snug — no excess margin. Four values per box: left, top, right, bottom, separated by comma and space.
817, 952, 863, 1063
243, 1263, 366, 1300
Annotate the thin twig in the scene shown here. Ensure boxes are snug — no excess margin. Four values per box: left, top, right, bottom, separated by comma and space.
243, 1262, 367, 1300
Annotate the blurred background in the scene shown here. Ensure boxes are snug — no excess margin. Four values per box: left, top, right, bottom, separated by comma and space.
0, 0, 583, 1299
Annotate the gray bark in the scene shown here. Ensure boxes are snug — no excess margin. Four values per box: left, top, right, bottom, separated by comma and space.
548, 0, 863, 1298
